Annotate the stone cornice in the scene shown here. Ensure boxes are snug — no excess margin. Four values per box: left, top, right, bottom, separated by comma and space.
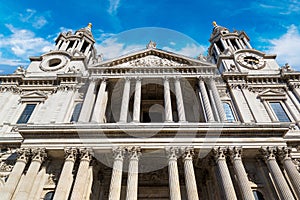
17, 122, 289, 139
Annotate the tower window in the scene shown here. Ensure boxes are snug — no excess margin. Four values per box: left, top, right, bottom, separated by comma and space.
80, 41, 89, 53
253, 190, 265, 200
66, 40, 75, 51
44, 191, 54, 200
17, 104, 36, 124
70, 102, 83, 122
216, 40, 225, 52
269, 102, 291, 122
222, 102, 236, 122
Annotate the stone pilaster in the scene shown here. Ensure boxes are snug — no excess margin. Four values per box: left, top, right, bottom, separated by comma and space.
70, 148, 92, 200
164, 77, 173, 122
109, 147, 125, 200
174, 77, 186, 122
119, 77, 131, 123
182, 147, 199, 200
228, 147, 255, 200
207, 78, 227, 122
198, 77, 214, 122
133, 78, 142, 122
15, 148, 47, 200
126, 147, 141, 200
278, 147, 300, 199
78, 78, 97, 122
53, 148, 78, 200
166, 147, 181, 200
91, 78, 107, 123
0, 148, 30, 200
212, 147, 237, 200
260, 147, 295, 200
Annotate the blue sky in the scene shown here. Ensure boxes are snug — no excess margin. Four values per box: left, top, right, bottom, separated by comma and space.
0, 0, 300, 74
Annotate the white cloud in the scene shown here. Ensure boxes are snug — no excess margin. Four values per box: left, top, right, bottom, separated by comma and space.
258, 1, 300, 15
266, 24, 300, 70
96, 37, 144, 59
108, 0, 121, 15
0, 24, 53, 65
163, 43, 206, 58
0, 52, 27, 66
19, 9, 48, 29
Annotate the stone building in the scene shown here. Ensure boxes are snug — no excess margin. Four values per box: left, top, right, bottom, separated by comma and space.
0, 22, 300, 200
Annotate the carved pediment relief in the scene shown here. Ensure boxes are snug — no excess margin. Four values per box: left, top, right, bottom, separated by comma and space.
115, 55, 188, 67
97, 48, 213, 68
257, 89, 286, 100
20, 91, 48, 102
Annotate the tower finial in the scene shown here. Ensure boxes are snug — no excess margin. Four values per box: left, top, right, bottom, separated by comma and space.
88, 23, 92, 29
212, 21, 217, 27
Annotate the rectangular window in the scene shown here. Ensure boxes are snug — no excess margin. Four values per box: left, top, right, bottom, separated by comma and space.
223, 102, 236, 122
17, 104, 36, 124
70, 103, 82, 122
269, 102, 291, 122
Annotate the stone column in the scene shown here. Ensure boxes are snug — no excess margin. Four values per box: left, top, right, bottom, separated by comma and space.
70, 148, 92, 200
182, 147, 199, 200
278, 147, 300, 199
260, 147, 295, 200
109, 147, 125, 200
212, 147, 237, 200
166, 147, 181, 200
164, 77, 173, 122
198, 78, 214, 122
119, 77, 131, 123
78, 79, 97, 122
15, 148, 47, 200
133, 78, 142, 122
229, 147, 255, 200
53, 148, 78, 200
126, 147, 141, 200
174, 77, 186, 122
0, 149, 30, 200
91, 78, 107, 123
207, 78, 227, 122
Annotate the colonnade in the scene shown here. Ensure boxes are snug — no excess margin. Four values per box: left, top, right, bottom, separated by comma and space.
78, 76, 226, 123
1, 146, 299, 200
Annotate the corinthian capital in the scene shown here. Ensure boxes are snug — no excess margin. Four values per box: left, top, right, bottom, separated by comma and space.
16, 148, 30, 163
126, 146, 142, 160
31, 148, 47, 163
228, 146, 243, 161
211, 147, 228, 161
166, 147, 180, 160
181, 147, 194, 161
112, 147, 125, 160
64, 147, 78, 161
260, 146, 277, 161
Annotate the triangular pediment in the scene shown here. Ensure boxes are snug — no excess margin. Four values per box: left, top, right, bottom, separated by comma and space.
96, 48, 214, 68
20, 91, 48, 102
257, 89, 286, 100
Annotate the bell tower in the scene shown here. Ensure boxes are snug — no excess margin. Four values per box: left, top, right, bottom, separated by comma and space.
208, 21, 279, 73
55, 23, 96, 61
26, 23, 98, 75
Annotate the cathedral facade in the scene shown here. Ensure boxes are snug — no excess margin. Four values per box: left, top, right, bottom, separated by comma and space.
0, 22, 300, 200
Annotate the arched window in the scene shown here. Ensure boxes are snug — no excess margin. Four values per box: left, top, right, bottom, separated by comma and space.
70, 102, 83, 122
253, 190, 265, 200
44, 191, 54, 200
222, 102, 236, 122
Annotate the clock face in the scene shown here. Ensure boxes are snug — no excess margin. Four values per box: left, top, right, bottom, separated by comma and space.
40, 55, 68, 71
236, 52, 265, 70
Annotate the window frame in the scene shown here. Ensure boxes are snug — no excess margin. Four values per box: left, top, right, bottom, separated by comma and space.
70, 101, 83, 122
268, 101, 292, 122
16, 104, 37, 124
222, 101, 238, 122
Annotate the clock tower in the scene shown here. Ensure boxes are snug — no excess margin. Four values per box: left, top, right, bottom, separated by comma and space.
208, 21, 280, 74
